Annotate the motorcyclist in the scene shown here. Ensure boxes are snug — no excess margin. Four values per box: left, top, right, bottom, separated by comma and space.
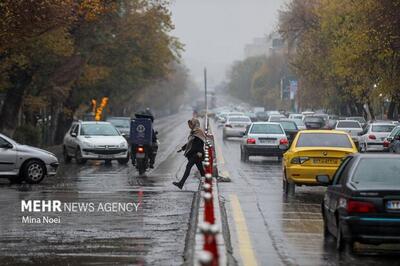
132, 108, 158, 168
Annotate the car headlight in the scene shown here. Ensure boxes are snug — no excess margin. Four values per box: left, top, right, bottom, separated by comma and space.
119, 141, 128, 148
81, 141, 95, 148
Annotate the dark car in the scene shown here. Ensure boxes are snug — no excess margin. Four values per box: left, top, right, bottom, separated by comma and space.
317, 153, 400, 252
384, 126, 400, 153
106, 117, 131, 140
255, 111, 268, 121
303, 116, 326, 129
278, 119, 299, 144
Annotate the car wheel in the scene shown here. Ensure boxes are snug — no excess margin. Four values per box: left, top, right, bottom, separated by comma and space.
282, 178, 288, 195
22, 160, 46, 184
322, 209, 332, 238
336, 221, 352, 252
241, 148, 249, 162
288, 182, 296, 196
63, 146, 72, 163
75, 148, 87, 165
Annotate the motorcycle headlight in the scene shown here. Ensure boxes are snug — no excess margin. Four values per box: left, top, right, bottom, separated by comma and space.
119, 141, 128, 148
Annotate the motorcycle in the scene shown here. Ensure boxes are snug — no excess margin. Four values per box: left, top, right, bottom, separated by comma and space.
130, 113, 158, 175
133, 145, 148, 175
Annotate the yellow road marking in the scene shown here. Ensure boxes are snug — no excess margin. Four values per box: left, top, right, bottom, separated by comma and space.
230, 194, 258, 266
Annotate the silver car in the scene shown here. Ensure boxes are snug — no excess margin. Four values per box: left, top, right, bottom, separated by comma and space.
222, 116, 252, 139
240, 122, 288, 161
0, 133, 59, 184
334, 120, 363, 145
63, 121, 129, 164
359, 123, 396, 152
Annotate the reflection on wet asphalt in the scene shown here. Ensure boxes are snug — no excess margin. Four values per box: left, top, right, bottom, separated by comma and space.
0, 113, 199, 265
215, 123, 400, 266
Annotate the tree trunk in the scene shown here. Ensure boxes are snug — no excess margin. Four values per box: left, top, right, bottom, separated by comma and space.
0, 68, 32, 136
387, 101, 396, 120
364, 101, 375, 121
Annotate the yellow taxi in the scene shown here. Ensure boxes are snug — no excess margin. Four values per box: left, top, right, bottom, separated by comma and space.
282, 130, 358, 195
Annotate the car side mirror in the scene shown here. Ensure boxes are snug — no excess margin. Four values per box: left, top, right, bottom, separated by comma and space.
0, 143, 13, 149
121, 133, 127, 137
395, 135, 400, 141
316, 175, 331, 185
71, 132, 77, 137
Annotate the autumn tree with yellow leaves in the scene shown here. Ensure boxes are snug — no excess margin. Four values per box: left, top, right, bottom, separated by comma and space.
279, 0, 400, 118
0, 0, 185, 145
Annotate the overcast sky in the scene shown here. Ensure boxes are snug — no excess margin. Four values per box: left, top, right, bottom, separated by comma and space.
170, 0, 287, 88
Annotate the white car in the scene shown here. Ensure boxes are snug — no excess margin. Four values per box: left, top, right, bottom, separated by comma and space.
226, 112, 245, 118
63, 121, 129, 164
334, 120, 363, 144
222, 116, 252, 139
268, 114, 286, 122
288, 113, 303, 120
240, 122, 288, 161
0, 133, 59, 184
359, 122, 397, 152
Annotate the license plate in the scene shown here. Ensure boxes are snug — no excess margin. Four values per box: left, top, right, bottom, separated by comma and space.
136, 153, 145, 159
259, 140, 275, 144
313, 158, 338, 165
99, 154, 113, 159
386, 200, 400, 210
234, 124, 244, 128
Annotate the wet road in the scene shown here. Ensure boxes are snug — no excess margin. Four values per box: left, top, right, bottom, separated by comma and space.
0, 112, 199, 265
213, 121, 400, 266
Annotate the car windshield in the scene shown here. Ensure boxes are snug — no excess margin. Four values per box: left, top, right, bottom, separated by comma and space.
107, 119, 130, 128
351, 158, 400, 189
250, 124, 283, 134
280, 121, 297, 131
81, 124, 120, 136
229, 117, 251, 122
296, 133, 353, 148
336, 121, 361, 128
372, 124, 396, 132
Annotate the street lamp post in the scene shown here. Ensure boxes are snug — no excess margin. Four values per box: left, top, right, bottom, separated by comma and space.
379, 93, 384, 120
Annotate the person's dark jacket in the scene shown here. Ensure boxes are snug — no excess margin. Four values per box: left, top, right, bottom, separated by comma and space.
181, 136, 204, 159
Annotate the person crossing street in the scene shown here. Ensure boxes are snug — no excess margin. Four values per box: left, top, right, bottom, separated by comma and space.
173, 118, 206, 189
